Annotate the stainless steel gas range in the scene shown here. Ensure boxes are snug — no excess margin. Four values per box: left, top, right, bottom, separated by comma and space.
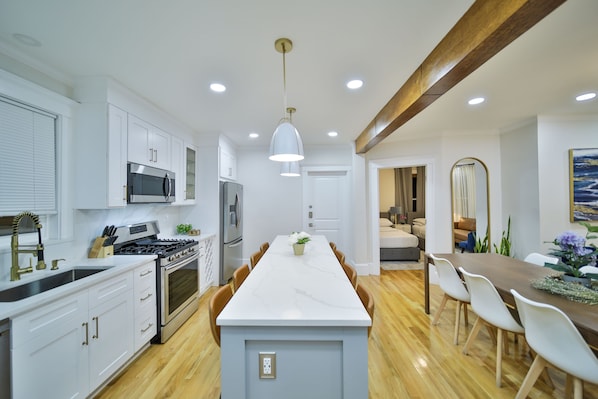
112, 221, 199, 343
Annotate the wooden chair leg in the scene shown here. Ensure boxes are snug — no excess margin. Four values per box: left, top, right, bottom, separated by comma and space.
463, 317, 483, 355
573, 377, 583, 399
496, 328, 503, 387
515, 355, 548, 399
462, 302, 469, 326
432, 294, 448, 325
454, 300, 462, 345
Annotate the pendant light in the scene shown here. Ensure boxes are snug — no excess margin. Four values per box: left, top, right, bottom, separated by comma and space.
269, 38, 304, 162
279, 108, 301, 176
280, 161, 301, 177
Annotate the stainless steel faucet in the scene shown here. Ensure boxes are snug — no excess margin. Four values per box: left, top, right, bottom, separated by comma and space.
11, 211, 46, 281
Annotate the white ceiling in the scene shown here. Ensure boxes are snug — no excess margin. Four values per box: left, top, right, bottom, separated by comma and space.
0, 0, 596, 150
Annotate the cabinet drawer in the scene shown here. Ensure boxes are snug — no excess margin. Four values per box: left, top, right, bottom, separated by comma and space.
88, 272, 133, 309
134, 262, 155, 295
11, 291, 87, 348
134, 304, 156, 351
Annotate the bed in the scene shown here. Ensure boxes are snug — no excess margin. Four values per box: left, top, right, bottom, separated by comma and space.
408, 211, 426, 250
378, 217, 420, 261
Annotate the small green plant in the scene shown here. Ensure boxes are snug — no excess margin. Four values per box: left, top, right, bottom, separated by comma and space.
493, 216, 512, 256
176, 223, 192, 234
474, 229, 489, 253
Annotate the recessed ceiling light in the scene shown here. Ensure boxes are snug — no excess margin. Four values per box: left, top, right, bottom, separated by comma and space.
327, 131, 338, 137
576, 92, 596, 102
346, 80, 363, 90
210, 83, 226, 93
249, 132, 259, 139
468, 97, 485, 105
12, 33, 41, 47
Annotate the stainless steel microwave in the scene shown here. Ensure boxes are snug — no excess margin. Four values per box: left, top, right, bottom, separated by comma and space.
127, 162, 175, 203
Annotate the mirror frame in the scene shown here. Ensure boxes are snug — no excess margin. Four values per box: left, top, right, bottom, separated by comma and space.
450, 157, 490, 253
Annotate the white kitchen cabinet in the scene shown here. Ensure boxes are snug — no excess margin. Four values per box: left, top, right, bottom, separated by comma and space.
199, 235, 215, 295
219, 146, 237, 180
11, 292, 89, 399
185, 144, 197, 202
11, 271, 134, 398
87, 272, 134, 390
133, 261, 157, 351
75, 103, 128, 209
128, 114, 171, 170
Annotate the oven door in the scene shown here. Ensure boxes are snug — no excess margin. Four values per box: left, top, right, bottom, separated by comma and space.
161, 253, 199, 325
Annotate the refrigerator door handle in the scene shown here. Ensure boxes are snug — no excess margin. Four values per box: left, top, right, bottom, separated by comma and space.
228, 239, 243, 248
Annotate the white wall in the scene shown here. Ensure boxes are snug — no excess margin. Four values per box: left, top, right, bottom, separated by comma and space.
378, 169, 395, 212
500, 120, 540, 258
537, 115, 598, 250
236, 144, 353, 264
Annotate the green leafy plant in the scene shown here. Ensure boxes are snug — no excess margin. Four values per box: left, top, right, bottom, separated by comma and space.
474, 229, 489, 253
493, 216, 512, 256
176, 223, 192, 235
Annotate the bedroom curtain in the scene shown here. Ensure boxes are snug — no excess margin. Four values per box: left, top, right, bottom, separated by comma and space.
452, 164, 476, 219
394, 168, 412, 218
415, 166, 425, 214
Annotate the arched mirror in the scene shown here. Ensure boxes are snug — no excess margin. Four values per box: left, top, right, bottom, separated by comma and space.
451, 158, 490, 253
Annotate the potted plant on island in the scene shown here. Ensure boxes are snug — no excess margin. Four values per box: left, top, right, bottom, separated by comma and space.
288, 231, 311, 255
544, 222, 598, 286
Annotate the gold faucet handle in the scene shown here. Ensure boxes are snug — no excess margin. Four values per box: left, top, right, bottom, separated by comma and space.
51, 258, 66, 270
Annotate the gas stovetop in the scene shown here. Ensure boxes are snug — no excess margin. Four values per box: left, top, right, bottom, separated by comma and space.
115, 238, 197, 257
111, 221, 198, 264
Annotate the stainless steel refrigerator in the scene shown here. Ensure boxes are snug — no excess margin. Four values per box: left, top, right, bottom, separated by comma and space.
219, 181, 243, 285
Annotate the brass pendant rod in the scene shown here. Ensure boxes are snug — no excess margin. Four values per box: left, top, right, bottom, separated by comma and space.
282, 42, 287, 116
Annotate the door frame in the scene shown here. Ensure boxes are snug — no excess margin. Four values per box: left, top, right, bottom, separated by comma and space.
368, 157, 435, 274
302, 166, 351, 253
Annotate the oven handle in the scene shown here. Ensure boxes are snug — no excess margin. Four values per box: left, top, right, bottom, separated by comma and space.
164, 251, 199, 271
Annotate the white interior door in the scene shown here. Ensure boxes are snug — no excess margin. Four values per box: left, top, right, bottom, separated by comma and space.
303, 169, 349, 249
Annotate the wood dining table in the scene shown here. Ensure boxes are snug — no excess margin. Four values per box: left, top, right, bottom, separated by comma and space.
424, 252, 598, 348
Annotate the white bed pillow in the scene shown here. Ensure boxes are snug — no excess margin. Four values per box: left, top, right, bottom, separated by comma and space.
413, 218, 426, 226
379, 218, 393, 227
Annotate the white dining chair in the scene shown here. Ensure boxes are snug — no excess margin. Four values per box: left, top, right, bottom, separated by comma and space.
460, 267, 525, 387
579, 265, 598, 275
511, 289, 598, 399
429, 254, 470, 345
523, 252, 558, 266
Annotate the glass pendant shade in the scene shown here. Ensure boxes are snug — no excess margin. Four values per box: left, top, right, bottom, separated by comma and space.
280, 161, 301, 177
269, 121, 304, 162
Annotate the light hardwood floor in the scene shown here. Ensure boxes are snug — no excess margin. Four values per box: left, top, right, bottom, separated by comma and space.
96, 269, 598, 398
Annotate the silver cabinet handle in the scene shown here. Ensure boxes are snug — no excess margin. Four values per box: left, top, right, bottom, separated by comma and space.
149, 148, 154, 162
92, 316, 99, 339
139, 269, 152, 277
82, 322, 89, 346
140, 292, 153, 302
141, 323, 153, 333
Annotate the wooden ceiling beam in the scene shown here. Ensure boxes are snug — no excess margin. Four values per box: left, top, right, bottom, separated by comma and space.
354, 0, 567, 154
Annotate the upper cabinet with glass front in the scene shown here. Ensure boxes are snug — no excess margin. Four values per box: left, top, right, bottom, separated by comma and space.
185, 145, 197, 202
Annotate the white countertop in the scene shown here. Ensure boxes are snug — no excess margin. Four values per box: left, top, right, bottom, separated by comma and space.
0, 255, 156, 320
217, 235, 371, 327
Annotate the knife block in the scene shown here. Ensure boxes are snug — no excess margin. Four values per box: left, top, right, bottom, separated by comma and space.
88, 237, 113, 258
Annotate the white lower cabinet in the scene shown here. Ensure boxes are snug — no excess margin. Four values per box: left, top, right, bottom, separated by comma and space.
133, 261, 157, 351
11, 271, 135, 398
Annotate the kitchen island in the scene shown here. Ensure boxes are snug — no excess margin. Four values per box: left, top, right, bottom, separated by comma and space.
217, 235, 370, 399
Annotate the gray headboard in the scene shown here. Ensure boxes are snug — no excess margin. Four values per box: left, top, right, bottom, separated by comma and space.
407, 211, 425, 225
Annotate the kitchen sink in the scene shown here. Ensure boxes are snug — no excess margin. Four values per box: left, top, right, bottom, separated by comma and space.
0, 268, 109, 302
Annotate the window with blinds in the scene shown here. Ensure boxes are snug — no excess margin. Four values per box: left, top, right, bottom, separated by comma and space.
0, 96, 57, 215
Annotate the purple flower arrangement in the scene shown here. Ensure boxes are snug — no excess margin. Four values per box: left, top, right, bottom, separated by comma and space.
546, 228, 597, 277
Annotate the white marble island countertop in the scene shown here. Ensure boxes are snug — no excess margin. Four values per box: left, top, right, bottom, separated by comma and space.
0, 255, 156, 320
218, 235, 371, 327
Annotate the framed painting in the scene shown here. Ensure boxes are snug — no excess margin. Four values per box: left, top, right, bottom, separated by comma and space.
569, 148, 598, 222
